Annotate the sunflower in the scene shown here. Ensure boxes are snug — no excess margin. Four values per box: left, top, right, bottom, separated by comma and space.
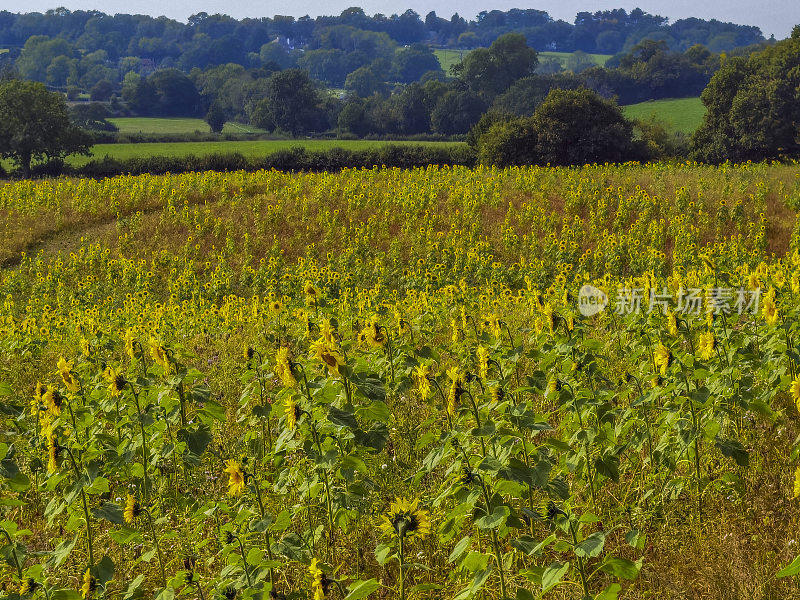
791, 377, 800, 412
270, 299, 284, 313
698, 331, 715, 361
223, 460, 246, 496
304, 282, 319, 306
124, 328, 136, 360
47, 431, 58, 474
360, 320, 386, 348
309, 559, 331, 600
654, 343, 671, 375
666, 309, 678, 336
284, 396, 298, 430
380, 497, 431, 540
794, 466, 800, 500
149, 338, 170, 372
275, 347, 297, 388
476, 345, 489, 380
81, 568, 96, 600
124, 494, 142, 524
43, 388, 63, 417
20, 578, 37, 595
80, 337, 91, 357
446, 366, 463, 416
103, 365, 126, 397
491, 385, 505, 404
57, 356, 80, 393
310, 338, 344, 377
414, 364, 430, 400
484, 314, 502, 339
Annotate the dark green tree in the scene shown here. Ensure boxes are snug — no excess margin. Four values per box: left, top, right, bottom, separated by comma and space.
478, 88, 638, 166
0, 80, 91, 176
691, 26, 800, 162
250, 69, 327, 135
205, 101, 226, 133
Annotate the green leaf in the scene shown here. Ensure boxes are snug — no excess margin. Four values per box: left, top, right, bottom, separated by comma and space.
599, 557, 642, 580
123, 574, 145, 599
92, 502, 124, 525
541, 561, 569, 593
50, 536, 78, 568
574, 531, 606, 559
327, 406, 358, 429
344, 579, 380, 600
596, 583, 622, 600
625, 529, 646, 550
475, 505, 509, 529
777, 554, 800, 578
715, 436, 749, 467
448, 536, 471, 563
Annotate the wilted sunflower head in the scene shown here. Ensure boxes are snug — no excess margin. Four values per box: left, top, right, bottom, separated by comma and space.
81, 568, 96, 600
380, 497, 431, 541
20, 577, 37, 595
124, 494, 142, 524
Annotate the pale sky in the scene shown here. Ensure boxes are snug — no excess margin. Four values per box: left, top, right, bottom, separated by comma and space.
4, 0, 798, 39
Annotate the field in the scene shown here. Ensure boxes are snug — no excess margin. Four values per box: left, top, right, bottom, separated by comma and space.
2, 162, 800, 599
621, 97, 706, 134
108, 117, 266, 136
61, 139, 464, 166
435, 49, 611, 73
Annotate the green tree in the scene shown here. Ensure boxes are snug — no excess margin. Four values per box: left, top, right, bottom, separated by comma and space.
250, 69, 327, 135
344, 66, 386, 97
453, 33, 537, 100
430, 90, 486, 135
478, 88, 638, 166
691, 26, 800, 162
0, 80, 91, 176
206, 101, 226, 133
392, 44, 442, 83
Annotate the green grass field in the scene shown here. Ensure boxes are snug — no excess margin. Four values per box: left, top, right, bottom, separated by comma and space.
68, 139, 463, 165
434, 48, 611, 73
539, 50, 611, 67
622, 97, 706, 134
109, 117, 266, 135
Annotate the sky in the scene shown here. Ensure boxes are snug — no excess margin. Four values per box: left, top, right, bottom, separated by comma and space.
6, 0, 799, 39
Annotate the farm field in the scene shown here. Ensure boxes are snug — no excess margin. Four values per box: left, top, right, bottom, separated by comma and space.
435, 48, 611, 73
61, 139, 464, 165
108, 117, 266, 135
2, 162, 800, 600
621, 97, 706, 134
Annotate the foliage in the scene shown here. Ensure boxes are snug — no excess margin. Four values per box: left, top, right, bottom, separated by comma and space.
0, 80, 91, 176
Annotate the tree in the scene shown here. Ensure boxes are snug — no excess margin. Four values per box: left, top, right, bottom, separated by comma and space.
454, 33, 537, 100
431, 90, 486, 135
478, 88, 638, 166
344, 66, 386, 97
691, 28, 800, 162
90, 79, 115, 101
148, 69, 202, 116
392, 44, 442, 84
206, 101, 226, 133
0, 80, 91, 176
250, 69, 327, 135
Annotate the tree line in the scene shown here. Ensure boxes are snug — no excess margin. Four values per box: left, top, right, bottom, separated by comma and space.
0, 6, 764, 97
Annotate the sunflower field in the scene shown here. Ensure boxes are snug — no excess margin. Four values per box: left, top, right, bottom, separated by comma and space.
2, 162, 800, 599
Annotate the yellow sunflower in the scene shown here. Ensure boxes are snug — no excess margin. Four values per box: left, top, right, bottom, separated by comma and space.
223, 460, 246, 496
379, 497, 431, 541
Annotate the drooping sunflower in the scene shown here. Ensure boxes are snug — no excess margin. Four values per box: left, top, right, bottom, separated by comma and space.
310, 338, 344, 377
379, 497, 431, 541
81, 568, 96, 600
47, 431, 58, 474
309, 558, 331, 600
654, 343, 671, 375
284, 396, 298, 430
666, 309, 678, 337
446, 366, 463, 416
57, 356, 80, 393
43, 388, 63, 417
124, 328, 136, 360
698, 331, 715, 361
476, 345, 489, 380
275, 347, 297, 388
360, 320, 386, 348
124, 493, 142, 524
794, 466, 800, 500
762, 290, 779, 326
223, 460, 246, 496
103, 365, 126, 397
414, 364, 430, 401
791, 377, 800, 412
20, 578, 37, 595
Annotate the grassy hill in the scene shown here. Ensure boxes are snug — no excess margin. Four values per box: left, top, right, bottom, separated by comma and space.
622, 97, 706, 134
